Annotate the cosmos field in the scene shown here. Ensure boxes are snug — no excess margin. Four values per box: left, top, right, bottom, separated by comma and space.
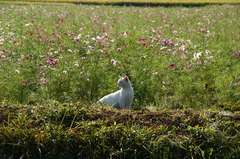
0, 4, 239, 107
0, 3, 240, 159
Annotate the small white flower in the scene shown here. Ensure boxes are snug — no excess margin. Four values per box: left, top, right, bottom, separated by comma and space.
206, 56, 214, 59
205, 50, 211, 55
192, 52, 203, 60
77, 34, 82, 39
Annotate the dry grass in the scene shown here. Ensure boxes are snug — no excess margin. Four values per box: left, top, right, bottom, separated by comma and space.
1, 104, 240, 158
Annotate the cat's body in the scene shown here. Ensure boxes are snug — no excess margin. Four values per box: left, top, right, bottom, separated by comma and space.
99, 76, 134, 109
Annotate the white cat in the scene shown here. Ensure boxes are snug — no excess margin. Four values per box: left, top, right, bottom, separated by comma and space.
99, 76, 134, 109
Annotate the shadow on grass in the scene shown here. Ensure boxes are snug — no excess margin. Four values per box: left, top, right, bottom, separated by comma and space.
75, 1, 240, 7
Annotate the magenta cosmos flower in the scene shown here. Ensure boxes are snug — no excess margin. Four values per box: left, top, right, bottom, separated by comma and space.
233, 52, 239, 57
22, 80, 26, 84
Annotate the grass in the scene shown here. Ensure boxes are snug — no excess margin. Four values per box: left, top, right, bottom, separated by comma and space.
0, 2, 240, 158
1, 104, 240, 158
1, 0, 240, 5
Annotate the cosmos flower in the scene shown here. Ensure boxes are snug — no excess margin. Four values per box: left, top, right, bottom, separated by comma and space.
181, 55, 187, 59
233, 52, 239, 57
0, 54, 6, 58
137, 38, 147, 41
22, 80, 26, 84
192, 52, 203, 60
111, 59, 119, 65
24, 57, 32, 59
157, 52, 164, 55
40, 78, 49, 84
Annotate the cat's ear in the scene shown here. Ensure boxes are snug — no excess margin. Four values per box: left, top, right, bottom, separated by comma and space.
124, 76, 129, 81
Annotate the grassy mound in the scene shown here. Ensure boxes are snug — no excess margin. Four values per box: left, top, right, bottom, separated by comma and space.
1, 104, 240, 158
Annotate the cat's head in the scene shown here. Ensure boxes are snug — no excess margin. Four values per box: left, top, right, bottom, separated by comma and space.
118, 76, 131, 88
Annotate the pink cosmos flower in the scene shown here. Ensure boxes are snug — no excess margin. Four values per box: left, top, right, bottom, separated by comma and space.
22, 80, 26, 84
111, 59, 119, 65
24, 56, 32, 59
142, 43, 147, 47
181, 55, 187, 59
0, 54, 6, 58
200, 30, 208, 33
137, 38, 147, 41
161, 39, 167, 45
47, 58, 58, 66
157, 52, 164, 55
103, 52, 108, 56
116, 48, 122, 51
40, 78, 49, 84
170, 64, 175, 67
172, 51, 177, 55
24, 57, 32, 59
233, 52, 239, 57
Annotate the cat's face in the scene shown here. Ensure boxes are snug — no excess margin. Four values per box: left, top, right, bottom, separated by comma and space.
118, 76, 131, 88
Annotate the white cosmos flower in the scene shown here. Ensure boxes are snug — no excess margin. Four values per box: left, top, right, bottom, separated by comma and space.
192, 52, 203, 61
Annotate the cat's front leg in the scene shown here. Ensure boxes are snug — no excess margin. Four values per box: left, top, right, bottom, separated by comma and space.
118, 98, 125, 109
126, 103, 132, 109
